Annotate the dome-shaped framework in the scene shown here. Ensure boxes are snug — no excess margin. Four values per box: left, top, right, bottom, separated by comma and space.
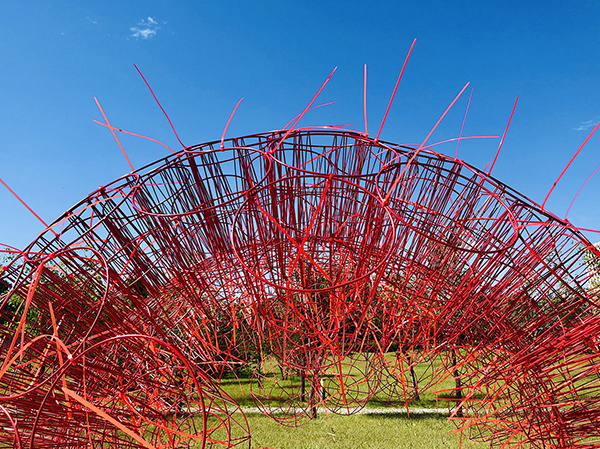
2, 129, 600, 448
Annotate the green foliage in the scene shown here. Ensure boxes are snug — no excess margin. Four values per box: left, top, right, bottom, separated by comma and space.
584, 242, 600, 292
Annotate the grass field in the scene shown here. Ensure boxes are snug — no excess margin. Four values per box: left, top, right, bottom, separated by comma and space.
241, 412, 489, 449
207, 352, 491, 449
218, 351, 467, 410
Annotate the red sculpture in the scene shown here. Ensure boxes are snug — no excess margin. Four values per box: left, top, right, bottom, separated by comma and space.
2, 74, 600, 448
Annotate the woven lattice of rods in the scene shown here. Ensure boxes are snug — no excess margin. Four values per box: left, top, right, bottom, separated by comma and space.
319, 352, 383, 414
249, 360, 320, 427
0, 247, 249, 448
374, 347, 443, 406
2, 130, 600, 448
249, 352, 384, 423
0, 333, 249, 448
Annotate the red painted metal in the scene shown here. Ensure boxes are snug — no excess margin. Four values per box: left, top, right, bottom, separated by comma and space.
2, 128, 600, 448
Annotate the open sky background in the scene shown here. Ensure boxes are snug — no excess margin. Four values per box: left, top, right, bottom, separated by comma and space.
1, 0, 600, 251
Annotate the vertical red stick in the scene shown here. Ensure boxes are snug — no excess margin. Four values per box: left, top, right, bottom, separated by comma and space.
542, 119, 600, 209
376, 38, 417, 141
221, 98, 244, 150
134, 64, 186, 149
363, 64, 368, 136
456, 88, 473, 158
487, 96, 518, 175
272, 67, 338, 154
94, 97, 135, 172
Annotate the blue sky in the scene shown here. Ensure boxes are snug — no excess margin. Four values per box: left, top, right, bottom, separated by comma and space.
1, 1, 600, 250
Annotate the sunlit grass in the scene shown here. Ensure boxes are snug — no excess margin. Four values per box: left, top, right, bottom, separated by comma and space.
207, 352, 491, 448
202, 412, 489, 449
217, 352, 466, 411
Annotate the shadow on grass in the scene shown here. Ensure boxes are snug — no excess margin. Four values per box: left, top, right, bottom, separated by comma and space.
363, 412, 450, 420
367, 398, 441, 409
220, 378, 253, 386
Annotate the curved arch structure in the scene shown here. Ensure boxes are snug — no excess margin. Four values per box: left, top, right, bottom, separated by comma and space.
2, 129, 600, 447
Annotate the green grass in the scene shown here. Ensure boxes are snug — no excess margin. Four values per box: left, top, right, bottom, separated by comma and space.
225, 412, 488, 449
218, 352, 465, 410
156, 350, 600, 448
208, 352, 491, 449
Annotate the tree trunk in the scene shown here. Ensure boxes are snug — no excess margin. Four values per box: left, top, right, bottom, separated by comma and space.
407, 354, 420, 401
451, 348, 463, 417
309, 375, 319, 418
300, 371, 306, 402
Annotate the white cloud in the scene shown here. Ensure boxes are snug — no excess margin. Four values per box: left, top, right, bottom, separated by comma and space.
574, 118, 600, 131
131, 27, 157, 39
130, 17, 160, 40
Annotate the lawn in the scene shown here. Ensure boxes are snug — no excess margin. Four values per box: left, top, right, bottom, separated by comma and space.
206, 352, 492, 449
217, 351, 468, 411
240, 412, 489, 449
